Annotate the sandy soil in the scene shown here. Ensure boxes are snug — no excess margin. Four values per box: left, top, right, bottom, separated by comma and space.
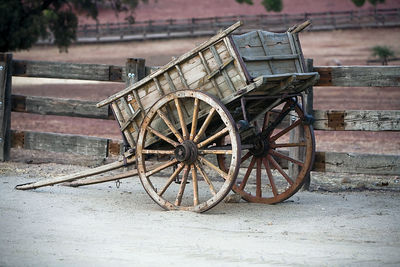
0, 161, 399, 266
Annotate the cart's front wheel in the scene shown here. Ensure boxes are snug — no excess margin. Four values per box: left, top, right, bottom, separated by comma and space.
136, 90, 240, 212
218, 97, 315, 204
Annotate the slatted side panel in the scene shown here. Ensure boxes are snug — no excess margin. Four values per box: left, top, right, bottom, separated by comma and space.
111, 38, 247, 147
231, 31, 304, 78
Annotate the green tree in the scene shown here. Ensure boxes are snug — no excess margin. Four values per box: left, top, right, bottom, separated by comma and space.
236, 0, 282, 12
371, 45, 395, 65
236, 0, 385, 12
351, 0, 385, 6
0, 0, 146, 52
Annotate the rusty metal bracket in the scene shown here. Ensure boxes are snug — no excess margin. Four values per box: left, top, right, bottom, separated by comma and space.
12, 60, 27, 76
109, 66, 123, 81
327, 111, 345, 130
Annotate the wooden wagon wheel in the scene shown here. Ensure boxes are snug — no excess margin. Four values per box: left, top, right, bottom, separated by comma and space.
218, 98, 315, 204
136, 90, 241, 212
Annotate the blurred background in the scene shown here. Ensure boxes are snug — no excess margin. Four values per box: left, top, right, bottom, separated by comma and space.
4, 0, 400, 158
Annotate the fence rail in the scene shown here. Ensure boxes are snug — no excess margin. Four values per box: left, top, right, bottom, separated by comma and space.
67, 8, 400, 43
1, 55, 400, 176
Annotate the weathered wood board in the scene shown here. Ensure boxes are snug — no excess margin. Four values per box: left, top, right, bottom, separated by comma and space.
315, 66, 400, 87
230, 30, 304, 79
313, 151, 400, 175
313, 110, 400, 131
12, 95, 112, 119
12, 130, 109, 157
12, 60, 125, 82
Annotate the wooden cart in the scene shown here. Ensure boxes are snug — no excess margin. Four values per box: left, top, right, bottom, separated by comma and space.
16, 21, 319, 213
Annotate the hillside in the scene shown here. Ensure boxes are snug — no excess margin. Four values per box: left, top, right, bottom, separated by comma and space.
77, 0, 400, 24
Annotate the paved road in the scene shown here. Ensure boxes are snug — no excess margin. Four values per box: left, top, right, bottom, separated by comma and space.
1, 162, 399, 266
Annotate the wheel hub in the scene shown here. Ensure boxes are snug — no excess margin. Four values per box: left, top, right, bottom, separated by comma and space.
174, 140, 198, 164
250, 135, 270, 157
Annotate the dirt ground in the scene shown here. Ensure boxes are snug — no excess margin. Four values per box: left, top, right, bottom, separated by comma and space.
3, 24, 400, 266
0, 159, 399, 266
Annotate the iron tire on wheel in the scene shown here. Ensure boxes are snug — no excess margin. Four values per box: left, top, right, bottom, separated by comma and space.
136, 90, 241, 212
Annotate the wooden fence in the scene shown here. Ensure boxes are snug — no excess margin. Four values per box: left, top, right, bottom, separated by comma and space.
1, 54, 399, 176
66, 8, 400, 43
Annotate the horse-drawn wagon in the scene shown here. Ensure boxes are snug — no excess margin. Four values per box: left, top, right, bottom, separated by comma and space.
17, 21, 319, 213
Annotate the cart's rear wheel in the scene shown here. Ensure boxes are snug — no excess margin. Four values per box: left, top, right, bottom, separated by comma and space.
218, 98, 315, 204
136, 90, 241, 212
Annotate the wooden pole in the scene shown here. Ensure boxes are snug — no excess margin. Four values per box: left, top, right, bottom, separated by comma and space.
126, 58, 146, 84
0, 53, 12, 161
15, 156, 136, 190
301, 58, 314, 191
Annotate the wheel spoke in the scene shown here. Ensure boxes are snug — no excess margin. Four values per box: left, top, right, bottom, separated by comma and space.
268, 155, 294, 185
158, 163, 185, 196
195, 162, 216, 196
146, 126, 179, 147
174, 98, 189, 140
197, 127, 229, 149
157, 109, 184, 143
190, 98, 200, 140
198, 149, 232, 155
256, 158, 262, 197
142, 149, 175, 155
262, 158, 278, 197
239, 156, 256, 190
271, 119, 302, 142
193, 108, 216, 143
262, 111, 272, 131
198, 155, 228, 180
175, 165, 189, 206
270, 150, 304, 167
271, 142, 306, 148
145, 159, 178, 177
191, 165, 199, 206
241, 151, 252, 164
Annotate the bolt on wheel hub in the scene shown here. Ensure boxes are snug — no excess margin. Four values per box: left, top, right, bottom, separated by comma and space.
174, 140, 198, 164
250, 135, 270, 158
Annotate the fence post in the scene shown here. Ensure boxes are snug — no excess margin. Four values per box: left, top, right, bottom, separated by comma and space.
301, 58, 314, 191
0, 53, 12, 161
126, 58, 146, 84
122, 58, 146, 152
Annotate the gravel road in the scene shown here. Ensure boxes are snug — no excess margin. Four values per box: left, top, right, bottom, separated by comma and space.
1, 161, 399, 266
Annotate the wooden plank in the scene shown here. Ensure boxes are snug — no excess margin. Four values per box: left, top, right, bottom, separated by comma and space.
256, 30, 275, 74
11, 130, 109, 157
198, 51, 223, 97
11, 95, 111, 119
313, 110, 400, 131
65, 169, 138, 187
313, 151, 400, 175
15, 155, 135, 190
0, 53, 12, 161
242, 55, 299, 61
97, 21, 243, 107
286, 32, 303, 72
314, 66, 400, 87
13, 60, 125, 82
175, 65, 190, 89
210, 45, 236, 92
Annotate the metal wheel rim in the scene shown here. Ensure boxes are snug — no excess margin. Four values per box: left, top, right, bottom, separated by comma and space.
218, 98, 315, 204
136, 90, 241, 212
